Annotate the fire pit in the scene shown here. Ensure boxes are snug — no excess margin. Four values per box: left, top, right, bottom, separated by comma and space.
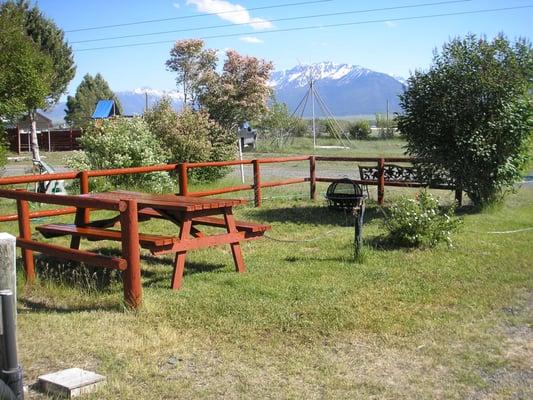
325, 178, 366, 258
325, 178, 365, 211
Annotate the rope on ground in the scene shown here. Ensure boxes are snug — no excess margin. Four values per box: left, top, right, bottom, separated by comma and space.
263, 229, 340, 243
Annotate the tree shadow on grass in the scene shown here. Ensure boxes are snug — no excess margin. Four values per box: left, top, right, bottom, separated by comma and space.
18, 297, 124, 314
250, 204, 383, 226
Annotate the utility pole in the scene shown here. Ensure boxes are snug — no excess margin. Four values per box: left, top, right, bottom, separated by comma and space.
311, 78, 316, 150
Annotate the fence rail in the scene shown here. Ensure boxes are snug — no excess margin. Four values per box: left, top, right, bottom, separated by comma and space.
0, 155, 460, 222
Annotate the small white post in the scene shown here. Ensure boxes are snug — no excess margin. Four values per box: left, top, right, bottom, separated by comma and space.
0, 233, 16, 300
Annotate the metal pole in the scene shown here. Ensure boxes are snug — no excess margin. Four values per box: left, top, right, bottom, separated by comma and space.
0, 290, 24, 399
238, 138, 245, 184
311, 79, 316, 150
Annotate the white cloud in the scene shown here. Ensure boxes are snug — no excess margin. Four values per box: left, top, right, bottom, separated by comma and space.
240, 36, 263, 44
384, 20, 398, 28
186, 0, 273, 30
173, 2, 180, 9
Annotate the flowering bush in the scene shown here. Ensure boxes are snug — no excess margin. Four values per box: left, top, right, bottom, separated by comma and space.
383, 191, 461, 247
68, 117, 172, 191
144, 99, 236, 182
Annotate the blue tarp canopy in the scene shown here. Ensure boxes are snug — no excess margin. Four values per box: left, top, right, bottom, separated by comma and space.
92, 100, 120, 119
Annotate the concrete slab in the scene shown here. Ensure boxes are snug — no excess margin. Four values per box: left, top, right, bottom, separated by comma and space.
38, 368, 105, 398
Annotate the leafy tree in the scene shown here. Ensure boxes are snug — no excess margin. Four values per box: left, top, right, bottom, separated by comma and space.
166, 39, 217, 108
257, 100, 307, 147
0, 3, 53, 118
145, 98, 235, 182
65, 73, 123, 127
348, 120, 371, 140
375, 113, 396, 139
2, 0, 75, 162
200, 50, 273, 131
398, 34, 533, 206
0, 2, 53, 163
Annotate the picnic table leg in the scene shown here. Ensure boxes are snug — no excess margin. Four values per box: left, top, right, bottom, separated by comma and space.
224, 209, 246, 273
120, 199, 142, 308
69, 208, 85, 250
171, 218, 192, 290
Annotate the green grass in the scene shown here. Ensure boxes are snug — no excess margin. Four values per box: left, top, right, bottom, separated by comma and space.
2, 141, 531, 398
1, 182, 530, 399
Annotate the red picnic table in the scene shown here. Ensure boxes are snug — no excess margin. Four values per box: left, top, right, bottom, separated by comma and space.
17, 190, 270, 307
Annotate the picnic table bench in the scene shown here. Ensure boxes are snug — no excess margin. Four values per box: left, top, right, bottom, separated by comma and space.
2, 189, 270, 308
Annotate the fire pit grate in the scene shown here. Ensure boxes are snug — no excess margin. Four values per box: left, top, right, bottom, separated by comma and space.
325, 178, 365, 211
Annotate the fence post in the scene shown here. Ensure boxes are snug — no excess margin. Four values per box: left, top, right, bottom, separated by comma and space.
253, 160, 261, 207
309, 156, 317, 201
16, 196, 35, 283
377, 158, 385, 206
178, 163, 188, 196
79, 171, 90, 224
120, 199, 142, 309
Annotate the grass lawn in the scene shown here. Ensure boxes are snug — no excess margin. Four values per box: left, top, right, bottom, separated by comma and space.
0, 179, 529, 399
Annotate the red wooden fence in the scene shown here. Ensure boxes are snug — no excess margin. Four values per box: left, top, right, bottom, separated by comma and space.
0, 155, 461, 223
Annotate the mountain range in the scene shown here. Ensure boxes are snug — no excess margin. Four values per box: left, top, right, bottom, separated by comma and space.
43, 62, 406, 124
270, 62, 405, 117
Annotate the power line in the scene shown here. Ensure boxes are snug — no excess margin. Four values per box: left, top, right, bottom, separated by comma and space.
74, 5, 533, 52
71, 0, 474, 44
65, 0, 333, 33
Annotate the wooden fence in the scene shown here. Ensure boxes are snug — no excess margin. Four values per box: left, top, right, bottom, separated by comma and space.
5, 128, 82, 153
0, 156, 461, 223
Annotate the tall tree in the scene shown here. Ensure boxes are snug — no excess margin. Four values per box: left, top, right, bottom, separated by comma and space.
2, 0, 75, 162
397, 34, 533, 206
65, 73, 123, 127
201, 50, 273, 131
166, 39, 217, 108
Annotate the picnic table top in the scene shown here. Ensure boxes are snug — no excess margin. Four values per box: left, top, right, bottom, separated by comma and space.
80, 190, 246, 212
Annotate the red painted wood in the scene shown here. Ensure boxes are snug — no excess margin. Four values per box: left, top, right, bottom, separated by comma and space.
16, 198, 35, 282
191, 216, 270, 233
152, 231, 246, 255
120, 199, 142, 308
253, 160, 261, 207
79, 171, 91, 224
224, 209, 245, 273
36, 224, 178, 247
16, 238, 127, 270
0, 207, 76, 223
309, 156, 317, 200
171, 218, 192, 290
0, 189, 120, 210
178, 163, 188, 196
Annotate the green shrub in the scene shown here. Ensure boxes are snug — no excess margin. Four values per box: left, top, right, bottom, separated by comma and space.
397, 34, 533, 206
382, 191, 461, 247
375, 113, 396, 139
69, 117, 172, 191
145, 99, 236, 182
348, 120, 371, 139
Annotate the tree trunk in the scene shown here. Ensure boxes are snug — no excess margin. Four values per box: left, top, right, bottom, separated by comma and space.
29, 109, 41, 163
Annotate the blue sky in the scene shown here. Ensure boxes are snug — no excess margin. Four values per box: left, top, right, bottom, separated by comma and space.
34, 0, 533, 95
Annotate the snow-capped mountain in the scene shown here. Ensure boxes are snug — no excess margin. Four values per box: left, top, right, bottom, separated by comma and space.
42, 88, 184, 125
116, 88, 183, 115
271, 62, 406, 116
